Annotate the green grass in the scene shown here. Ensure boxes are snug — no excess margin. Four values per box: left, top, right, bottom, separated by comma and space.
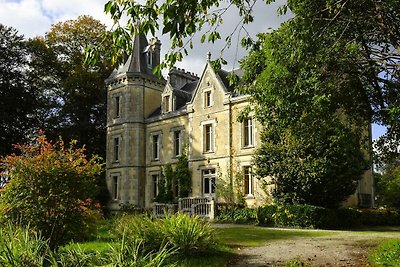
368, 239, 400, 267
216, 226, 335, 247
175, 246, 233, 267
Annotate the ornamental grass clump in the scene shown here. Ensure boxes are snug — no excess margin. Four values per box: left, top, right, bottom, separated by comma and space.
0, 224, 54, 266
161, 212, 216, 256
114, 213, 217, 257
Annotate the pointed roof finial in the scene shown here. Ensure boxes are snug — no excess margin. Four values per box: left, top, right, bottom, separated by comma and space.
207, 52, 211, 62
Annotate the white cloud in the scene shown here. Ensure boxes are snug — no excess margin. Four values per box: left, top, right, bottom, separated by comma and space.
0, 0, 290, 75
0, 0, 52, 38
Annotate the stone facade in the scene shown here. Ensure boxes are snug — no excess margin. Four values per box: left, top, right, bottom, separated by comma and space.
105, 35, 374, 211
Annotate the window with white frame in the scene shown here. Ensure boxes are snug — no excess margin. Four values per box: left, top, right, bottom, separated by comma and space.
243, 166, 253, 196
243, 118, 254, 147
173, 130, 182, 157
152, 134, 160, 160
113, 137, 120, 161
204, 90, 212, 107
203, 123, 214, 152
112, 175, 119, 200
202, 169, 216, 197
152, 174, 159, 199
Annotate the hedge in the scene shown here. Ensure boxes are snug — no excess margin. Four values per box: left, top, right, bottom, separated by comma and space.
217, 203, 400, 229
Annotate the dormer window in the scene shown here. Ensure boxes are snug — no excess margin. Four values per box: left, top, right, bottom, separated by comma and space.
163, 95, 171, 113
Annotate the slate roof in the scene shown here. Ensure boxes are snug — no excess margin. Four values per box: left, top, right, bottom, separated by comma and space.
108, 34, 155, 79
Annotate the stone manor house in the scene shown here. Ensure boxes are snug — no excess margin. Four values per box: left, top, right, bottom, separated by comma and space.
105, 35, 374, 211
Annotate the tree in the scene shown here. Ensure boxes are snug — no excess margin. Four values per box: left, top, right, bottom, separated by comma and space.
375, 161, 400, 208
0, 24, 44, 156
28, 15, 114, 158
0, 135, 103, 248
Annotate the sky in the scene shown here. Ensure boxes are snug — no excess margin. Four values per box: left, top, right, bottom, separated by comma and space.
0, 0, 386, 140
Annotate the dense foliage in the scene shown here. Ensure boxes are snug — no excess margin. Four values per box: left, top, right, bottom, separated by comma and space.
156, 152, 191, 203
375, 162, 400, 208
27, 15, 114, 158
0, 135, 103, 247
217, 204, 400, 229
0, 24, 44, 156
240, 23, 369, 207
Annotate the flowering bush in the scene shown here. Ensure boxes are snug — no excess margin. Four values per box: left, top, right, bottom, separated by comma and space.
0, 135, 103, 248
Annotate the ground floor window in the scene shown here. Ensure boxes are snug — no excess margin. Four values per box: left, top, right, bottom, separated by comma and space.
112, 175, 119, 200
152, 174, 159, 199
243, 166, 253, 196
202, 168, 216, 197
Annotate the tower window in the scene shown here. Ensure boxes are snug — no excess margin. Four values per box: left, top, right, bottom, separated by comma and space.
113, 137, 119, 162
115, 96, 121, 118
147, 51, 153, 67
112, 175, 119, 200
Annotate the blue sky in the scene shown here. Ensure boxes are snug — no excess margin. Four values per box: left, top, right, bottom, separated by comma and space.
0, 0, 387, 140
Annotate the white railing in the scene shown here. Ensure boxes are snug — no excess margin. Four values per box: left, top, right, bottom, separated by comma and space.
153, 203, 178, 217
153, 197, 215, 220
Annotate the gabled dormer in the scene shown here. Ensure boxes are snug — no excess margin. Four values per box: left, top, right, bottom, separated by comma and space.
161, 84, 174, 113
188, 61, 236, 112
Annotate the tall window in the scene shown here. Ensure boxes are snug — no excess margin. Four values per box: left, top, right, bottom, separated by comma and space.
243, 166, 253, 195
204, 91, 212, 107
202, 169, 216, 197
152, 134, 160, 160
152, 174, 159, 199
113, 137, 119, 161
115, 96, 120, 117
243, 118, 254, 147
174, 130, 181, 157
147, 51, 153, 67
204, 124, 213, 152
163, 95, 170, 112
112, 175, 119, 200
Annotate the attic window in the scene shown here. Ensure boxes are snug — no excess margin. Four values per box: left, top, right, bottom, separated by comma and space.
204, 90, 212, 107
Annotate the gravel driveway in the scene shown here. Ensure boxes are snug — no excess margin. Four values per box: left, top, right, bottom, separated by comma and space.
225, 227, 400, 267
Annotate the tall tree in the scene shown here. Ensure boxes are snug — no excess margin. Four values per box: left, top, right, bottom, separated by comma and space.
29, 15, 114, 158
0, 24, 43, 156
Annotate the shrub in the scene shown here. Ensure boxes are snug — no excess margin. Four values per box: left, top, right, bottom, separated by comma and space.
216, 205, 257, 224
161, 212, 216, 256
0, 135, 103, 248
114, 213, 217, 256
113, 214, 163, 253
360, 209, 400, 226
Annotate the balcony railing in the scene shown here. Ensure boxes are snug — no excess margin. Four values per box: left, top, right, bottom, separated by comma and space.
153, 197, 215, 220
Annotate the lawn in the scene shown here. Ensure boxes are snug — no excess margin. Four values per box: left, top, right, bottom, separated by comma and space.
215, 226, 334, 247
68, 221, 336, 267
